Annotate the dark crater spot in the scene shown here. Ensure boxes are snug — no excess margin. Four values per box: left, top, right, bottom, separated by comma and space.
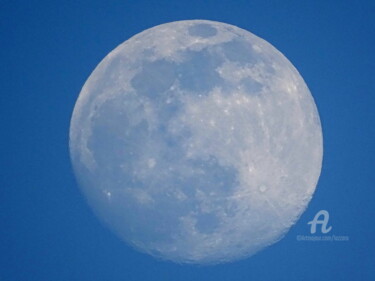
177, 49, 224, 94
195, 213, 220, 234
188, 23, 217, 38
220, 39, 258, 64
87, 97, 151, 186
131, 59, 177, 99
241, 77, 263, 95
131, 49, 226, 98
181, 156, 238, 196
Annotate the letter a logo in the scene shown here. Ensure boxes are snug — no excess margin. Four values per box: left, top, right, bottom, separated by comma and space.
308, 210, 332, 234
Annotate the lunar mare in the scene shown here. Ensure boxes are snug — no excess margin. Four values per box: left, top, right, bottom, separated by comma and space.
70, 20, 323, 264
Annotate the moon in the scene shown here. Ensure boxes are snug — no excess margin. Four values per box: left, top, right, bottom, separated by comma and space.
69, 20, 323, 264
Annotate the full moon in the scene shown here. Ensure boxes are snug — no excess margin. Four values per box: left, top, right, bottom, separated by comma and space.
70, 20, 323, 264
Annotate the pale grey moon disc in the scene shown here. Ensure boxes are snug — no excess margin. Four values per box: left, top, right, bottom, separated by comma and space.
69, 20, 323, 264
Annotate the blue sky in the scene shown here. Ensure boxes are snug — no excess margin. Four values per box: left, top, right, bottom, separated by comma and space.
1, 1, 374, 280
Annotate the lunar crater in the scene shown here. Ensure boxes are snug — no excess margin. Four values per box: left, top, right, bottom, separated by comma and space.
188, 23, 218, 38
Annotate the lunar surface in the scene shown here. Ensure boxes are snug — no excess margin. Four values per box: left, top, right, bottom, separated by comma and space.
70, 20, 323, 264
